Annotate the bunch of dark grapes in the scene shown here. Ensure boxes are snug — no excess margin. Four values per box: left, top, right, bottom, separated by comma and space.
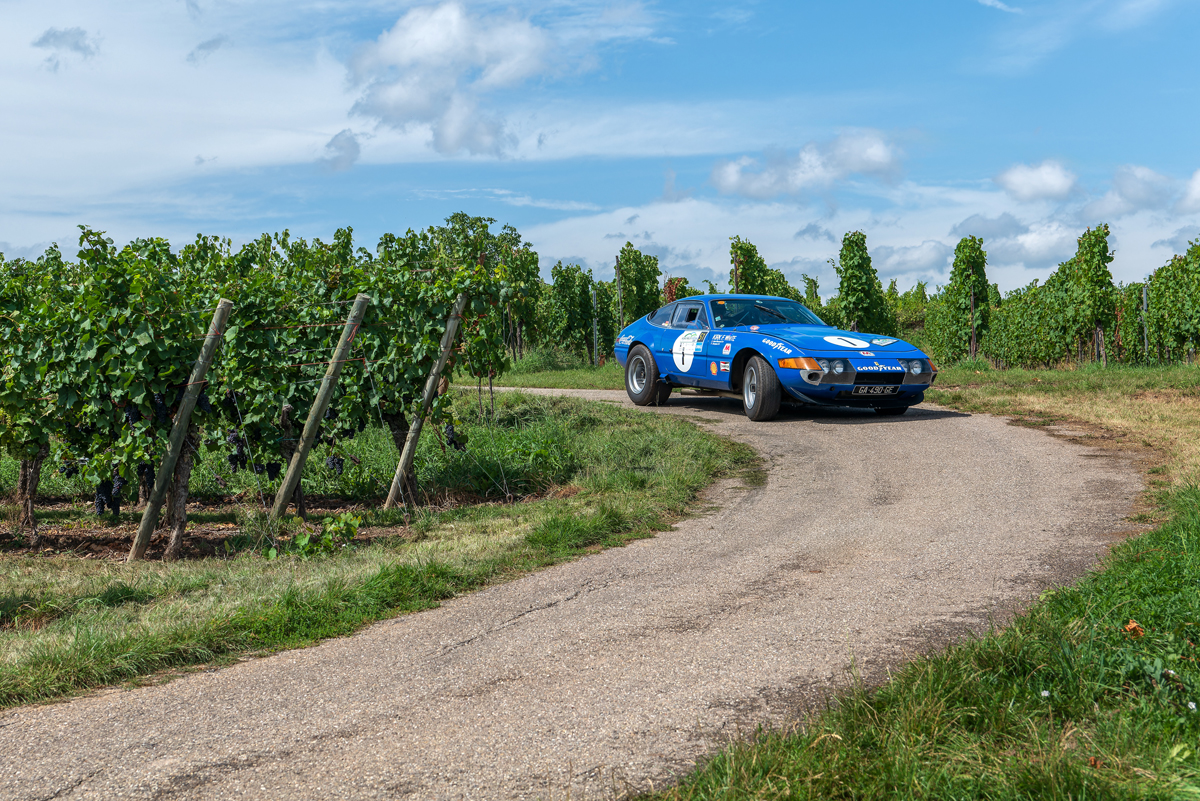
124, 404, 141, 426
197, 388, 213, 413
110, 471, 126, 516
95, 480, 113, 515
137, 462, 154, 485
445, 423, 467, 452
60, 460, 80, 478
324, 404, 338, 421
173, 387, 187, 409
325, 456, 345, 476
266, 463, 282, 481
153, 393, 169, 424
226, 429, 248, 473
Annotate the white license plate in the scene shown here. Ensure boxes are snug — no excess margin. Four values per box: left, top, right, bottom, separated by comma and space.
852, 385, 899, 395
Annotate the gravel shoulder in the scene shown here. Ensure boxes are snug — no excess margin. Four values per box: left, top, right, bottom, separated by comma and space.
0, 393, 1145, 800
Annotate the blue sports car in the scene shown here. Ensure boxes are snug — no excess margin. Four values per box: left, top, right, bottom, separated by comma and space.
614, 294, 937, 421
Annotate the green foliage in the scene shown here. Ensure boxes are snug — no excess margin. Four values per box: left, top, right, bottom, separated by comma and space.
1147, 241, 1200, 359
537, 261, 596, 360
832, 231, 896, 336
662, 276, 700, 304
926, 236, 990, 365
615, 242, 662, 326
728, 236, 801, 300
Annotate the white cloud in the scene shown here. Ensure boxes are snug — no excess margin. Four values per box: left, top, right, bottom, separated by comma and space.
711, 130, 901, 199
1085, 164, 1176, 218
187, 35, 227, 64
32, 26, 98, 70
1151, 226, 1200, 254
349, 3, 549, 156
872, 240, 954, 278
978, 0, 1023, 13
950, 212, 1028, 240
320, 129, 360, 171
994, 160, 1076, 201
1175, 169, 1200, 214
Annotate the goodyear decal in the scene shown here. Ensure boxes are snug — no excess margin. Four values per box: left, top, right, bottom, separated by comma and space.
855, 361, 904, 372
760, 338, 794, 355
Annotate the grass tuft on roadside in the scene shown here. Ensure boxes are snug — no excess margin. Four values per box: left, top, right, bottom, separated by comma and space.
0, 392, 756, 708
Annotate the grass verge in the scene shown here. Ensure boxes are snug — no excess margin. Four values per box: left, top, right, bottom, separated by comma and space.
487, 347, 625, 390
0, 391, 756, 709
644, 362, 1200, 800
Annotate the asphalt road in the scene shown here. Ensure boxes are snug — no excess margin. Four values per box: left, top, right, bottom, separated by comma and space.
0, 392, 1144, 800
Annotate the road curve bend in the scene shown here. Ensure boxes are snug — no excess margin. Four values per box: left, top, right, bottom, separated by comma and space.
0, 393, 1143, 800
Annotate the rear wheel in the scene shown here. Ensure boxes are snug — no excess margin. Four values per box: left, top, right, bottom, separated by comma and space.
625, 345, 662, 406
742, 356, 782, 421
874, 406, 908, 416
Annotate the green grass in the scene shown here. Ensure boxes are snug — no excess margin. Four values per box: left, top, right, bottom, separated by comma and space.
0, 391, 756, 708
640, 362, 1200, 800
487, 347, 625, 390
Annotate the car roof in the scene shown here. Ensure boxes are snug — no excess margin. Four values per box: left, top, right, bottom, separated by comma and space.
672, 294, 793, 303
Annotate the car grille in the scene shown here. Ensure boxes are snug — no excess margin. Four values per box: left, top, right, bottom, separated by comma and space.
854, 371, 905, 385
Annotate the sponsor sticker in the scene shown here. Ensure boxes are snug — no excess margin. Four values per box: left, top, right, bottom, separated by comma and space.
617, 335, 634, 345
750, 325, 760, 331
856, 361, 904, 372
710, 362, 718, 375
859, 351, 875, 356
672, 331, 701, 371
870, 338, 898, 346
719, 361, 730, 372
760, 338, 794, 355
722, 342, 732, 355
823, 335, 870, 348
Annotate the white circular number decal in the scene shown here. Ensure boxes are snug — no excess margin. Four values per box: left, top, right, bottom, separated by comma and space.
672, 331, 700, 371
823, 335, 870, 348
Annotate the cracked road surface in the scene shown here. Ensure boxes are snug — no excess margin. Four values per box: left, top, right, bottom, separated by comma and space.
0, 392, 1144, 800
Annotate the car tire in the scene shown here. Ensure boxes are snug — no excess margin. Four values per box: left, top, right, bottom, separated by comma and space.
874, 406, 908, 416
742, 355, 782, 421
653, 382, 673, 406
625, 345, 662, 406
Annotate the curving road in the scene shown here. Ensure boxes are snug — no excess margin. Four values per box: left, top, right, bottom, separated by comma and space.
0, 393, 1143, 800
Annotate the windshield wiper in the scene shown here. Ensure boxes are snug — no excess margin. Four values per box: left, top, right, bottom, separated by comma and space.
753, 303, 787, 321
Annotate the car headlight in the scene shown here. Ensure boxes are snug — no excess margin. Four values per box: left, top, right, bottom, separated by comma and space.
831, 359, 845, 375
817, 359, 829, 373
910, 360, 924, 375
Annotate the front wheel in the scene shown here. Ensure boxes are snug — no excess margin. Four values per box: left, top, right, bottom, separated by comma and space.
625, 345, 662, 406
742, 356, 782, 421
874, 406, 908, 416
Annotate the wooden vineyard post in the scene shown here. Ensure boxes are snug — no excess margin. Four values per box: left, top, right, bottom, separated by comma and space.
1142, 283, 1150, 358
129, 299, 233, 562
615, 255, 623, 329
384, 293, 468, 510
591, 285, 599, 366
270, 293, 371, 519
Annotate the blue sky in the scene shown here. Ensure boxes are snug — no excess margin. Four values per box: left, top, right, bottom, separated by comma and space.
2, 0, 1199, 296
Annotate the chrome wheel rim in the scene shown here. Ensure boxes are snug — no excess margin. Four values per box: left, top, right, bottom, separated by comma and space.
629, 355, 648, 394
744, 366, 758, 408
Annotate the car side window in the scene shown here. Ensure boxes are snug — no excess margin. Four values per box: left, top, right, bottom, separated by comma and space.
671, 303, 707, 329
647, 304, 675, 327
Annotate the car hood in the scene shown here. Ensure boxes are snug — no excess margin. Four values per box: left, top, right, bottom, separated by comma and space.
733, 324, 922, 354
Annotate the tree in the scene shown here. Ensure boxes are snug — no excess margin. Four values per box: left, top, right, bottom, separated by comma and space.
728, 236, 802, 300
662, 276, 700, 304
615, 242, 661, 327
832, 231, 895, 335
537, 262, 595, 360
1047, 224, 1116, 364
927, 236, 990, 363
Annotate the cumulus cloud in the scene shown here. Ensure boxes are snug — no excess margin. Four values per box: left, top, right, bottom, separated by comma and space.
987, 220, 1080, 266
711, 130, 901, 198
871, 240, 954, 278
1175, 168, 1200, 215
319, 129, 361, 171
349, 2, 550, 156
994, 160, 1077, 201
950, 212, 1028, 240
1085, 164, 1176, 218
978, 0, 1023, 13
32, 27, 98, 70
1151, 226, 1200, 254
794, 223, 836, 242
187, 35, 228, 64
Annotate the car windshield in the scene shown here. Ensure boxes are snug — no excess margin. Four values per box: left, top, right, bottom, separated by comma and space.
709, 298, 825, 328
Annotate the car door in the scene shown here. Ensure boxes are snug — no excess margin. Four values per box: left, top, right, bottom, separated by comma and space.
661, 301, 710, 385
